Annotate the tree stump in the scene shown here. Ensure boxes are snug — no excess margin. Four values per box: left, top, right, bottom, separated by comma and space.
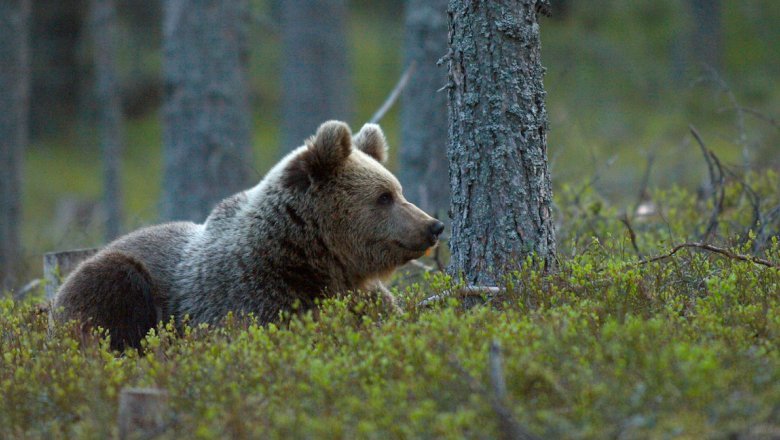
118, 387, 169, 439
43, 248, 98, 299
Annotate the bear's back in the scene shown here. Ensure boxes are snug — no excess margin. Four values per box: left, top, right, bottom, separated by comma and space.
104, 221, 202, 298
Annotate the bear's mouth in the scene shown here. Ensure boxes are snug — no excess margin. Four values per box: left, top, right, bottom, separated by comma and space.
392, 240, 432, 254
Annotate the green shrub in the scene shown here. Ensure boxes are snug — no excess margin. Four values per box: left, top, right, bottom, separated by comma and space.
3, 172, 779, 439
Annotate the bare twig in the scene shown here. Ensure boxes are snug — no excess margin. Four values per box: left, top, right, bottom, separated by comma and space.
690, 125, 725, 241
635, 242, 778, 270
720, 105, 779, 129
449, 343, 540, 440
619, 213, 643, 258
368, 61, 417, 124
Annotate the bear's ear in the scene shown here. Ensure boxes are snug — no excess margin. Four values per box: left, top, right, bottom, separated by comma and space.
353, 123, 388, 163
308, 120, 353, 170
283, 120, 352, 191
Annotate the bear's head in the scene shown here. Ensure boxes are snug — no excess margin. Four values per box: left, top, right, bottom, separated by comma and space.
282, 120, 444, 280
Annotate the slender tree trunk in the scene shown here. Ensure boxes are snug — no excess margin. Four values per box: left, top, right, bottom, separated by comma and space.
447, 0, 556, 284
688, 0, 722, 70
91, 0, 124, 240
161, 0, 253, 222
399, 0, 449, 218
29, 0, 85, 139
0, 0, 31, 291
279, 0, 351, 153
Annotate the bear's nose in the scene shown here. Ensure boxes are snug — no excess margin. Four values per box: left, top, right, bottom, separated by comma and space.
429, 220, 445, 238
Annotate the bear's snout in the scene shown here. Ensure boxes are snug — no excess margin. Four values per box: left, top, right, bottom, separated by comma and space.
428, 220, 444, 244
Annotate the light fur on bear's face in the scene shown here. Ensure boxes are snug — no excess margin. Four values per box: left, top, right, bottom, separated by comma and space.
283, 121, 440, 279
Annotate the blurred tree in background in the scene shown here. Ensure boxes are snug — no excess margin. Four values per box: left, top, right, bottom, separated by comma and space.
0, 0, 31, 291
160, 0, 253, 222
3, 0, 778, 283
399, 0, 449, 219
29, 0, 85, 139
89, 0, 125, 240
279, 0, 352, 153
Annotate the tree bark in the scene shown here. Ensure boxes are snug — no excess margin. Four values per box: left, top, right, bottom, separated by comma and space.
447, 0, 556, 284
161, 0, 253, 222
279, 0, 352, 153
399, 0, 450, 218
0, 0, 31, 291
90, 0, 124, 240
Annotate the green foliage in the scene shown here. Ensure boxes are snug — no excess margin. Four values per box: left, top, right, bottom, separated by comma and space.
4, 172, 780, 438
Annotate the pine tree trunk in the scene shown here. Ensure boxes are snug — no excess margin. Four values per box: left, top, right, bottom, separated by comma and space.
447, 0, 556, 284
0, 0, 31, 290
399, 0, 449, 218
91, 0, 124, 240
279, 0, 352, 152
161, 0, 253, 222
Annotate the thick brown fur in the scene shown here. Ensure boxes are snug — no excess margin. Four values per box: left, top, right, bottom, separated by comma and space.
52, 252, 159, 351
52, 121, 444, 350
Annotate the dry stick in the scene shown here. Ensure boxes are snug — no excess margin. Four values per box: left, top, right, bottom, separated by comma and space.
690, 125, 725, 242
635, 242, 779, 270
118, 387, 169, 440
449, 343, 540, 440
619, 213, 643, 259
368, 61, 417, 124
418, 285, 504, 307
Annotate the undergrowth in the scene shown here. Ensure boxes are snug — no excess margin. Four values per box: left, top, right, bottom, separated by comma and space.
2, 171, 779, 439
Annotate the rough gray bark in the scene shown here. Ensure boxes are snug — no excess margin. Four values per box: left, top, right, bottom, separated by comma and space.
91, 0, 124, 240
279, 0, 352, 152
399, 0, 450, 217
447, 0, 556, 284
0, 0, 31, 291
688, 0, 722, 70
161, 0, 253, 222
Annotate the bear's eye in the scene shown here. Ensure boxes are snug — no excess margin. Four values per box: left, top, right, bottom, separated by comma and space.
377, 192, 394, 206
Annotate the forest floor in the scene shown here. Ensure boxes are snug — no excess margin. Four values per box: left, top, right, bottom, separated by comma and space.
3, 170, 779, 438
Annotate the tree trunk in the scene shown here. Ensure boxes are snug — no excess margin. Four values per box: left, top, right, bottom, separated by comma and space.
161, 0, 253, 222
279, 0, 352, 153
447, 0, 556, 284
399, 0, 449, 218
29, 0, 86, 139
0, 0, 31, 291
90, 0, 124, 240
688, 0, 722, 70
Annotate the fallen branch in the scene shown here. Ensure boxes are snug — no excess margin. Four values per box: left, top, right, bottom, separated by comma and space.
636, 242, 778, 270
368, 61, 417, 124
418, 285, 505, 307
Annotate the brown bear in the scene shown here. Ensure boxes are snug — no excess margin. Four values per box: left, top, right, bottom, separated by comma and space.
52, 121, 444, 350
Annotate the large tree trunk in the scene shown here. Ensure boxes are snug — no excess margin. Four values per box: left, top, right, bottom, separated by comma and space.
0, 0, 31, 291
160, 0, 253, 222
279, 0, 351, 152
90, 0, 124, 240
447, 0, 556, 284
399, 0, 449, 218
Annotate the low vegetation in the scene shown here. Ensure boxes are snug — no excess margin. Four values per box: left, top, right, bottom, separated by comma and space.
3, 170, 779, 439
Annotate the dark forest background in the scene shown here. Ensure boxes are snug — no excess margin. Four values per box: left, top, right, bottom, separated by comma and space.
13, 0, 780, 280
